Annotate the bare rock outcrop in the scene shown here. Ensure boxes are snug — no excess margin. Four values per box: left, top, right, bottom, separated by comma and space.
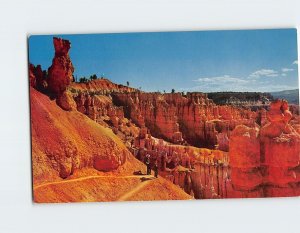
229, 125, 263, 197
229, 100, 300, 198
75, 93, 124, 123
56, 90, 77, 111
29, 64, 48, 91
31, 87, 129, 181
260, 100, 300, 197
47, 37, 74, 97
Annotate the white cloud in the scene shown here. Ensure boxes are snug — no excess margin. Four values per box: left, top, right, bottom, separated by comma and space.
293, 60, 298, 65
183, 66, 296, 93
194, 75, 249, 85
281, 68, 294, 72
248, 69, 278, 79
187, 75, 251, 92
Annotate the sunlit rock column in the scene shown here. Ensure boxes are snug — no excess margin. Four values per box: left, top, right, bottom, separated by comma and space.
229, 125, 263, 198
260, 100, 300, 197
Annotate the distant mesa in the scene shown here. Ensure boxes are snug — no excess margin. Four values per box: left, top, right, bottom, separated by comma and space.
271, 89, 299, 105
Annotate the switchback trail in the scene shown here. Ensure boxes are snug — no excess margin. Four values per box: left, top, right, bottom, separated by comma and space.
117, 177, 156, 201
34, 174, 153, 190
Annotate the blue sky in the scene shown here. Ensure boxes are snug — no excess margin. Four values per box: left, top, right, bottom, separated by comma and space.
29, 29, 299, 92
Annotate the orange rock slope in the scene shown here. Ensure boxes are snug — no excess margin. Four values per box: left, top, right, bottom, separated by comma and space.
30, 87, 192, 202
30, 37, 192, 202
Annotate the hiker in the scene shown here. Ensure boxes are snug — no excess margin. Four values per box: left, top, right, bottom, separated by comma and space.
153, 160, 159, 178
145, 154, 151, 175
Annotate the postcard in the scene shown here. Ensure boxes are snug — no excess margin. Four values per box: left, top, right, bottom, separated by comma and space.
29, 29, 299, 203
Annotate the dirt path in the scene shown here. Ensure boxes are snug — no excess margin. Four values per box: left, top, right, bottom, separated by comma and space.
34, 174, 153, 190
117, 178, 155, 201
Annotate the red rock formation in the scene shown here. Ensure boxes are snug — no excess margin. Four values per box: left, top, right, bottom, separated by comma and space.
229, 125, 262, 196
229, 100, 300, 198
29, 64, 36, 88
30, 87, 129, 181
216, 132, 229, 151
73, 92, 139, 141
29, 64, 48, 91
56, 69, 300, 200
261, 100, 300, 197
130, 125, 232, 199
56, 90, 77, 111
68, 84, 257, 153
112, 92, 256, 150
75, 93, 120, 123
29, 38, 196, 202
47, 37, 74, 96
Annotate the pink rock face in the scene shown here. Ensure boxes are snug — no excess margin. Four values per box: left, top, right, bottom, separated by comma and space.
261, 101, 300, 195
229, 125, 262, 192
261, 100, 300, 170
112, 92, 256, 149
229, 100, 300, 197
229, 125, 260, 168
74, 93, 125, 124
47, 37, 74, 96
264, 135, 300, 168
266, 166, 298, 186
261, 100, 296, 138
231, 167, 263, 191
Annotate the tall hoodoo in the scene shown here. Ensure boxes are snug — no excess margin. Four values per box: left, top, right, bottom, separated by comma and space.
261, 99, 300, 197
229, 99, 300, 198
47, 37, 74, 96
229, 125, 263, 198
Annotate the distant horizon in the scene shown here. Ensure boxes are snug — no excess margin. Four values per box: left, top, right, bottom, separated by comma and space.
77, 77, 299, 95
73, 76, 299, 94
29, 29, 299, 93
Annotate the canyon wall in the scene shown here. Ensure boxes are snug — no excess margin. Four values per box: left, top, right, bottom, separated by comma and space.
112, 92, 257, 150
229, 100, 300, 198
131, 124, 229, 199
